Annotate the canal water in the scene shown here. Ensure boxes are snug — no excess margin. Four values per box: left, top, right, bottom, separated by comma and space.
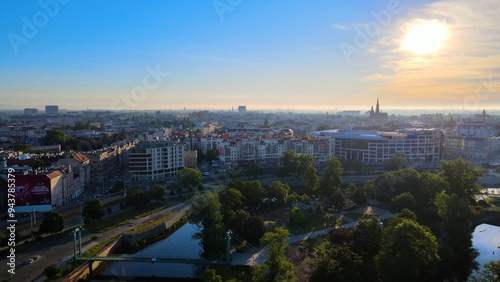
97, 223, 204, 280
471, 223, 500, 277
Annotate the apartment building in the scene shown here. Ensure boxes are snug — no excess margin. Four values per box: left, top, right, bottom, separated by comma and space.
129, 141, 184, 181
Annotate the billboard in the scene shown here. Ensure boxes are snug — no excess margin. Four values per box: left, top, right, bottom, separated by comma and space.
14, 175, 52, 212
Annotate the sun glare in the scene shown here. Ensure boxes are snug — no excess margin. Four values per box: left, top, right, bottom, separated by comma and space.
401, 20, 448, 55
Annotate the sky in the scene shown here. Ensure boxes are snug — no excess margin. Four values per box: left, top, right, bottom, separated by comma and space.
1, 0, 499, 113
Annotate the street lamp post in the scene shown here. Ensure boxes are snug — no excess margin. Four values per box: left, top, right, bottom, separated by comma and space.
77, 200, 84, 225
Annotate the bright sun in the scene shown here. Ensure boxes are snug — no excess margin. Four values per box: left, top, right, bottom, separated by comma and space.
402, 20, 448, 55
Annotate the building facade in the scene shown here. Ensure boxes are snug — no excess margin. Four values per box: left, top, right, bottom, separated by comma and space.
129, 141, 184, 181
312, 129, 443, 164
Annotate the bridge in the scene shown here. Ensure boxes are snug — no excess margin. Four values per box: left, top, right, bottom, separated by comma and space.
76, 254, 228, 265
72, 228, 237, 279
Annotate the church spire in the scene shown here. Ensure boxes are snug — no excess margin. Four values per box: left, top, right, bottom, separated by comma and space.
376, 98, 380, 114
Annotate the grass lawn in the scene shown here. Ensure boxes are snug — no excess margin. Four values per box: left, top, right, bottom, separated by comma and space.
343, 212, 364, 221
485, 196, 500, 212
288, 212, 336, 235
85, 202, 169, 233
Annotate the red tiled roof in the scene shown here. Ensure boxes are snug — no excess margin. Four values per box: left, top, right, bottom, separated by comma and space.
73, 152, 89, 163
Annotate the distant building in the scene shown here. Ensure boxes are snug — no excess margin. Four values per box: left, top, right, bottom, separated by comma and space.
369, 99, 388, 120
238, 106, 247, 114
183, 149, 197, 169
338, 110, 360, 116
311, 128, 443, 164
45, 105, 59, 115
129, 141, 184, 181
56, 153, 90, 197
84, 149, 118, 183
23, 108, 38, 115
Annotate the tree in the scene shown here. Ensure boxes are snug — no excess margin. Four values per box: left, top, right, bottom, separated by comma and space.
43, 264, 62, 281
148, 183, 166, 203
434, 192, 478, 280
384, 152, 411, 171
124, 188, 149, 209
234, 211, 265, 245
390, 192, 417, 213
298, 154, 314, 176
289, 207, 305, 225
376, 219, 440, 282
265, 181, 290, 208
351, 215, 383, 260
200, 269, 222, 282
219, 188, 245, 228
346, 183, 368, 205
252, 227, 296, 282
375, 168, 420, 201
82, 198, 104, 223
228, 180, 266, 212
39, 211, 64, 234
439, 159, 483, 203
310, 244, 364, 282
415, 172, 447, 206
190, 191, 226, 259
12, 144, 32, 153
474, 260, 500, 282
304, 165, 319, 196
280, 150, 299, 176
177, 168, 202, 190
42, 129, 66, 145
329, 190, 345, 211
321, 157, 343, 197
30, 159, 48, 170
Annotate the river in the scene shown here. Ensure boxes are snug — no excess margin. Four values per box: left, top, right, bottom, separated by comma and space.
96, 223, 204, 280
471, 223, 500, 278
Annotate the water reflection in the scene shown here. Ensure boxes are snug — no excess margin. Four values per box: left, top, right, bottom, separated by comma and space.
472, 224, 500, 271
98, 223, 203, 280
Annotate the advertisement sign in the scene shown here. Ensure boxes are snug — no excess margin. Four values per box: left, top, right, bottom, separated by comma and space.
14, 175, 52, 212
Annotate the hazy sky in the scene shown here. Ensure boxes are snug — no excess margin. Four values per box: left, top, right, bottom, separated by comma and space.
1, 0, 499, 112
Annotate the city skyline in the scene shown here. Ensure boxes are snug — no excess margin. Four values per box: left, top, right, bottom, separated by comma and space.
1, 0, 499, 111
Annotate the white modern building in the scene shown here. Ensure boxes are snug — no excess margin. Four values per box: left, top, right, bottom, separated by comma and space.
129, 141, 184, 181
310, 129, 443, 164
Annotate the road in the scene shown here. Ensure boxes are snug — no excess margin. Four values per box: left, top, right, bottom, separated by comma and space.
0, 201, 189, 282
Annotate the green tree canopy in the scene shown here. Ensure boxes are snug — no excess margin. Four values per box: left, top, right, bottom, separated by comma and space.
124, 188, 149, 209
42, 129, 66, 145
384, 152, 411, 171
228, 180, 266, 212
321, 157, 344, 197
390, 192, 417, 213
265, 181, 290, 208
177, 168, 202, 190
83, 198, 104, 223
280, 150, 300, 176
310, 244, 364, 282
190, 191, 226, 259
439, 159, 483, 203
304, 165, 319, 196
148, 183, 166, 203
252, 227, 296, 282
376, 219, 440, 282
39, 211, 64, 234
